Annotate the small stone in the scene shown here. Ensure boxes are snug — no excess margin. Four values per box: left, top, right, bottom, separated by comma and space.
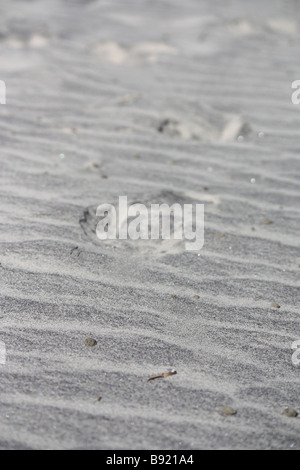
85, 338, 97, 347
193, 295, 200, 300
222, 406, 237, 416
271, 302, 280, 309
283, 408, 298, 418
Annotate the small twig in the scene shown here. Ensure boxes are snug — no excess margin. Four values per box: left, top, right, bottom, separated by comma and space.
147, 370, 177, 382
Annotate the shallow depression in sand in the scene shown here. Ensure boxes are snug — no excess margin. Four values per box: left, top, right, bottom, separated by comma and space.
79, 190, 216, 257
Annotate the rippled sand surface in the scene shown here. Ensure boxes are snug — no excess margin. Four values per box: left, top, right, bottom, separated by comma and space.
1, 0, 300, 450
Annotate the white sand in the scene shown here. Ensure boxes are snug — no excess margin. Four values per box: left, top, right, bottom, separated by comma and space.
0, 0, 300, 450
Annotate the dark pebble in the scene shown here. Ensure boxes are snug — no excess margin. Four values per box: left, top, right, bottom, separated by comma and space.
222, 406, 237, 416
283, 408, 298, 418
85, 338, 97, 347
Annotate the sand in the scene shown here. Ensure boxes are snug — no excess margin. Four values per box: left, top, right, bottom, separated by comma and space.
0, 0, 300, 450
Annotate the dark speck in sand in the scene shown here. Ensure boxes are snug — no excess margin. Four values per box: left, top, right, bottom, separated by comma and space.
271, 302, 280, 309
85, 338, 97, 347
221, 406, 237, 416
157, 119, 171, 133
70, 246, 80, 256
283, 408, 298, 418
193, 295, 200, 300
263, 219, 273, 225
